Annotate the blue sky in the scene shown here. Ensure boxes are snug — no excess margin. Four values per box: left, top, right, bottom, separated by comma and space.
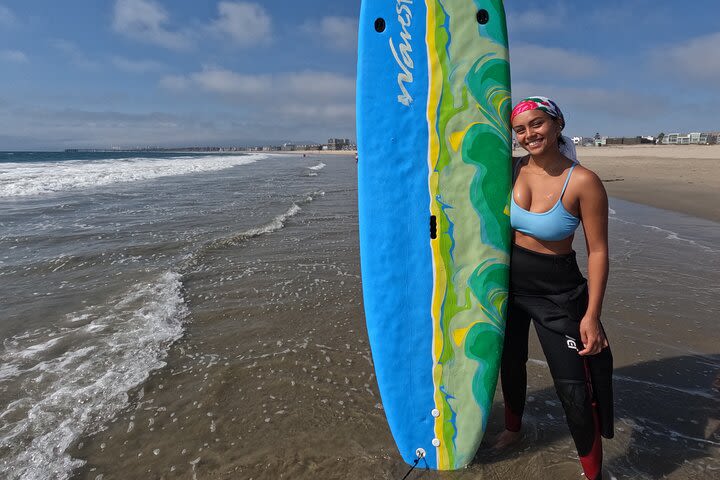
0, 0, 719, 150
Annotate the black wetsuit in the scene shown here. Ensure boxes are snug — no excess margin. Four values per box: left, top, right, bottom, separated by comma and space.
501, 244, 614, 480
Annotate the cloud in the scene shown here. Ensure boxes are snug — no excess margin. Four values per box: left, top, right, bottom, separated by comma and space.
0, 50, 28, 63
161, 68, 355, 100
513, 81, 666, 118
158, 67, 356, 141
511, 81, 677, 136
209, 2, 272, 46
303, 16, 358, 51
506, 7, 566, 32
191, 68, 271, 95
112, 0, 190, 50
0, 101, 355, 149
51, 40, 100, 70
284, 71, 356, 97
112, 56, 165, 73
158, 74, 192, 91
0, 4, 16, 26
0, 107, 221, 149
653, 32, 720, 83
511, 43, 603, 78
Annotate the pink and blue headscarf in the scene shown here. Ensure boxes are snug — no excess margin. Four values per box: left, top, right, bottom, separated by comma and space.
510, 95, 578, 161
510, 96, 565, 129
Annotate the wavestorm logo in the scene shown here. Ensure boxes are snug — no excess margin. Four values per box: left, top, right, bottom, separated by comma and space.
389, 0, 414, 106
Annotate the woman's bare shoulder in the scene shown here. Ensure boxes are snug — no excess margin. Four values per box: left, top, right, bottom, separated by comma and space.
572, 165, 607, 197
573, 164, 601, 183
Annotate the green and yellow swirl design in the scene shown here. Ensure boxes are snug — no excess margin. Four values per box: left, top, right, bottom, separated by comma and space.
426, 0, 512, 469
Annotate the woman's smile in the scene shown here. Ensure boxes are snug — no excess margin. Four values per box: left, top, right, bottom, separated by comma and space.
526, 137, 543, 148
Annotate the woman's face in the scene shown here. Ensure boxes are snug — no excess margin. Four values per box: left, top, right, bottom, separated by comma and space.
511, 109, 562, 156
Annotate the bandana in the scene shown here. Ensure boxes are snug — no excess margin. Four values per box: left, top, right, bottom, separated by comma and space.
510, 96, 565, 129
511, 96, 578, 162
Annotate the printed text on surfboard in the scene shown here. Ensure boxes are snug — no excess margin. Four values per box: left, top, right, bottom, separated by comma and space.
390, 0, 414, 107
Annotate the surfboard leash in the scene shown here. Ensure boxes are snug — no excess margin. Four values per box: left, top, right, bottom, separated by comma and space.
399, 449, 426, 480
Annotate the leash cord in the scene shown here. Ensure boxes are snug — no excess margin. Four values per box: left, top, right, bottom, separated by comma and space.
400, 457, 420, 480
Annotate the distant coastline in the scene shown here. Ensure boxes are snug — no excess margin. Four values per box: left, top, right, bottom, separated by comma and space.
62, 147, 358, 156
64, 138, 356, 155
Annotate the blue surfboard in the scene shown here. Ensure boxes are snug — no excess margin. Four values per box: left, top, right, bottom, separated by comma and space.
357, 0, 512, 470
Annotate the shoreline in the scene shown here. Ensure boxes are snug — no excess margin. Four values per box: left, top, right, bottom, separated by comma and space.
286, 146, 720, 223
270, 149, 356, 156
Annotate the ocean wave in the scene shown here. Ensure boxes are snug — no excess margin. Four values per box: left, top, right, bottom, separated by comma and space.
180, 191, 325, 271
0, 154, 266, 198
308, 162, 326, 171
0, 271, 188, 480
201, 199, 305, 251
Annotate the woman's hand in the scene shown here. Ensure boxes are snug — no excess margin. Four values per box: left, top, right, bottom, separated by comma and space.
578, 315, 608, 356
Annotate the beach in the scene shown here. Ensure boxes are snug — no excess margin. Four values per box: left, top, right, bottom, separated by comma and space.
0, 148, 718, 479
576, 145, 720, 223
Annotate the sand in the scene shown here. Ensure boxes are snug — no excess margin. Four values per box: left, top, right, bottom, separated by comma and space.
576, 145, 720, 223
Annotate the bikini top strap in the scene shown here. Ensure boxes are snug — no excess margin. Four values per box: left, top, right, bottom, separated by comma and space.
560, 162, 577, 197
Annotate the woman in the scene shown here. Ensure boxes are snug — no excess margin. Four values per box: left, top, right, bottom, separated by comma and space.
495, 96, 614, 480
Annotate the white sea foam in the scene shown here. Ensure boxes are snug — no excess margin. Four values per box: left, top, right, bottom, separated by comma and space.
641, 224, 717, 253
0, 271, 187, 480
16, 337, 64, 359
308, 162, 326, 171
241, 203, 301, 238
0, 154, 266, 198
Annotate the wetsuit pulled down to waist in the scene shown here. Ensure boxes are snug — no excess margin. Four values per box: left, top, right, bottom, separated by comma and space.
502, 244, 614, 480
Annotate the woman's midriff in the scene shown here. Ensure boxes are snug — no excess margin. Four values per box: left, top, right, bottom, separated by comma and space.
512, 230, 576, 255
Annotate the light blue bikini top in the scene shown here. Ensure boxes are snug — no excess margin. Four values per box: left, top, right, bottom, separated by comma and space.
510, 158, 580, 242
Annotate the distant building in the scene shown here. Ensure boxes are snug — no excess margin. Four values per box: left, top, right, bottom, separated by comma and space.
662, 132, 709, 145
571, 136, 583, 145
663, 133, 679, 144
606, 136, 654, 145
327, 138, 351, 150
296, 143, 323, 151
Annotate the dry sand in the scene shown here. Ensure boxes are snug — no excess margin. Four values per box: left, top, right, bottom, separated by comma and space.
575, 145, 720, 223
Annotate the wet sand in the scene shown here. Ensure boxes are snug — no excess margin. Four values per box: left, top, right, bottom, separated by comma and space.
68, 154, 720, 480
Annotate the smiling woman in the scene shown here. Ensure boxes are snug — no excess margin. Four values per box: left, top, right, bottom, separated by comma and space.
497, 95, 614, 480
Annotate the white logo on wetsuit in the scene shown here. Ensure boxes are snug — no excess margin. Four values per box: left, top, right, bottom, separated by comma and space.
565, 335, 578, 351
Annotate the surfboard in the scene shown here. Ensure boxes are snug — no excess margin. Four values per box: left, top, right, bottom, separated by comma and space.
356, 0, 512, 470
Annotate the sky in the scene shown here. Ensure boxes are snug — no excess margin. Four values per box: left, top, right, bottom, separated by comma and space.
0, 0, 719, 150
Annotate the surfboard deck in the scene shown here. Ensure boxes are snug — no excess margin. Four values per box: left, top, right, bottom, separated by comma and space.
356, 0, 512, 470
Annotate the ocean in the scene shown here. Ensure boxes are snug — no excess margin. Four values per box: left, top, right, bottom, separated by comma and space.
0, 151, 718, 479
